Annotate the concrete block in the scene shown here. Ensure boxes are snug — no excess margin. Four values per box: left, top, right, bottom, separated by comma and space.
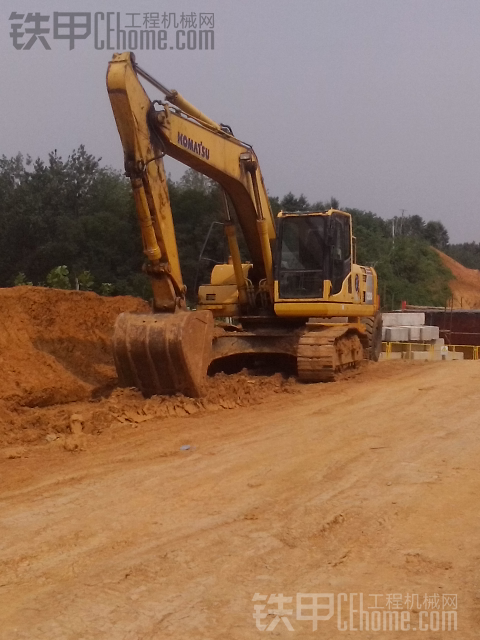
384, 326, 410, 342
381, 326, 387, 341
450, 351, 465, 360
382, 312, 425, 327
420, 325, 440, 341
434, 338, 445, 346
379, 351, 403, 361
404, 351, 430, 361
407, 326, 422, 341
437, 347, 451, 360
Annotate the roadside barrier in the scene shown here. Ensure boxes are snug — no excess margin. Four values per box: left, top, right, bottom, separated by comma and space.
381, 342, 479, 360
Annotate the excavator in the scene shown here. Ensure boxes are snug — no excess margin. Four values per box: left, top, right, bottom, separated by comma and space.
106, 52, 382, 397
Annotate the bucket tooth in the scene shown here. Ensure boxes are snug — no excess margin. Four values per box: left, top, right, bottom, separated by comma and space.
113, 310, 214, 397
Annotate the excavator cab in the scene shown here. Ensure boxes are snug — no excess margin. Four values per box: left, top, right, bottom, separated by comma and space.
275, 210, 353, 301
277, 213, 326, 299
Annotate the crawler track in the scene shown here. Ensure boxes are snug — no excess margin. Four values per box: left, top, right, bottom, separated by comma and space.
297, 325, 364, 382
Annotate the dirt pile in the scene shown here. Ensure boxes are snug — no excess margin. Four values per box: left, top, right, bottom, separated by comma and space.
0, 286, 301, 448
111, 371, 298, 421
0, 371, 299, 448
0, 286, 149, 407
436, 249, 480, 309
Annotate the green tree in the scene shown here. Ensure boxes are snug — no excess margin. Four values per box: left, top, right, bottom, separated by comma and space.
77, 270, 94, 291
46, 265, 71, 289
13, 272, 33, 286
423, 220, 449, 249
0, 148, 454, 310
446, 242, 480, 269
280, 192, 310, 212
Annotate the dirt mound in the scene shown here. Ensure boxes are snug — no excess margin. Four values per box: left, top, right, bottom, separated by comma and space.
0, 371, 299, 448
0, 286, 302, 448
436, 250, 480, 309
0, 286, 148, 407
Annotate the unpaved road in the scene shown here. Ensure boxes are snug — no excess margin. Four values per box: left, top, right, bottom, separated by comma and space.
1, 361, 479, 638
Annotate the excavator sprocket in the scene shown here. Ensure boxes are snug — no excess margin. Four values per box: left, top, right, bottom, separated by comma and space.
113, 310, 214, 397
297, 325, 365, 383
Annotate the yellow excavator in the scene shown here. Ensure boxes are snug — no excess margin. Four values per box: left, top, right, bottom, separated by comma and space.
107, 52, 382, 397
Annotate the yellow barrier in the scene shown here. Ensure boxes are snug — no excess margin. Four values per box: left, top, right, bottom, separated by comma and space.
382, 342, 480, 360
449, 344, 479, 360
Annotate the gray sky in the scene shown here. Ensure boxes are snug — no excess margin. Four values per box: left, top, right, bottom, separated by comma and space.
1, 0, 480, 242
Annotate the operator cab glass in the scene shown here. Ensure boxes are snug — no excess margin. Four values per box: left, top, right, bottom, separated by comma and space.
277, 212, 351, 299
278, 216, 325, 298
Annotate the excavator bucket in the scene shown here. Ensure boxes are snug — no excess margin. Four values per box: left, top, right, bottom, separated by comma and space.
112, 310, 214, 397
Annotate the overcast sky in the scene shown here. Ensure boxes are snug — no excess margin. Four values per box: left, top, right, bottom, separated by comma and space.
1, 0, 480, 242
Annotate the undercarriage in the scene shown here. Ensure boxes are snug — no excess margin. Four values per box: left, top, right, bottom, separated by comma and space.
113, 311, 379, 397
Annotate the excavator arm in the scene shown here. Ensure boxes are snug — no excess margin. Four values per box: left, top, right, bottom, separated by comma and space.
107, 52, 276, 311
107, 53, 184, 313
106, 52, 278, 396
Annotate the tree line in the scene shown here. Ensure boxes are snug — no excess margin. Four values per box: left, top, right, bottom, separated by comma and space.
0, 145, 464, 309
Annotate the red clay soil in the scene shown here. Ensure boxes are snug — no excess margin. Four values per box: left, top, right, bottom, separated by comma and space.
436, 249, 480, 309
0, 286, 149, 407
0, 286, 299, 448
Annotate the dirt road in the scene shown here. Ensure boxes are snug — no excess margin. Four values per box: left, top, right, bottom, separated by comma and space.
1, 360, 479, 638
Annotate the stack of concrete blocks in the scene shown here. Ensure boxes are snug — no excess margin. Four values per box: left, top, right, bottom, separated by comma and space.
380, 312, 463, 362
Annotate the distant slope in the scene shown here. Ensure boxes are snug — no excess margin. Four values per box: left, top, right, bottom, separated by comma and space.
436, 249, 480, 309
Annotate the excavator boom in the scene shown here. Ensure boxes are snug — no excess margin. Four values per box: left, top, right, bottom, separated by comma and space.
107, 53, 221, 395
